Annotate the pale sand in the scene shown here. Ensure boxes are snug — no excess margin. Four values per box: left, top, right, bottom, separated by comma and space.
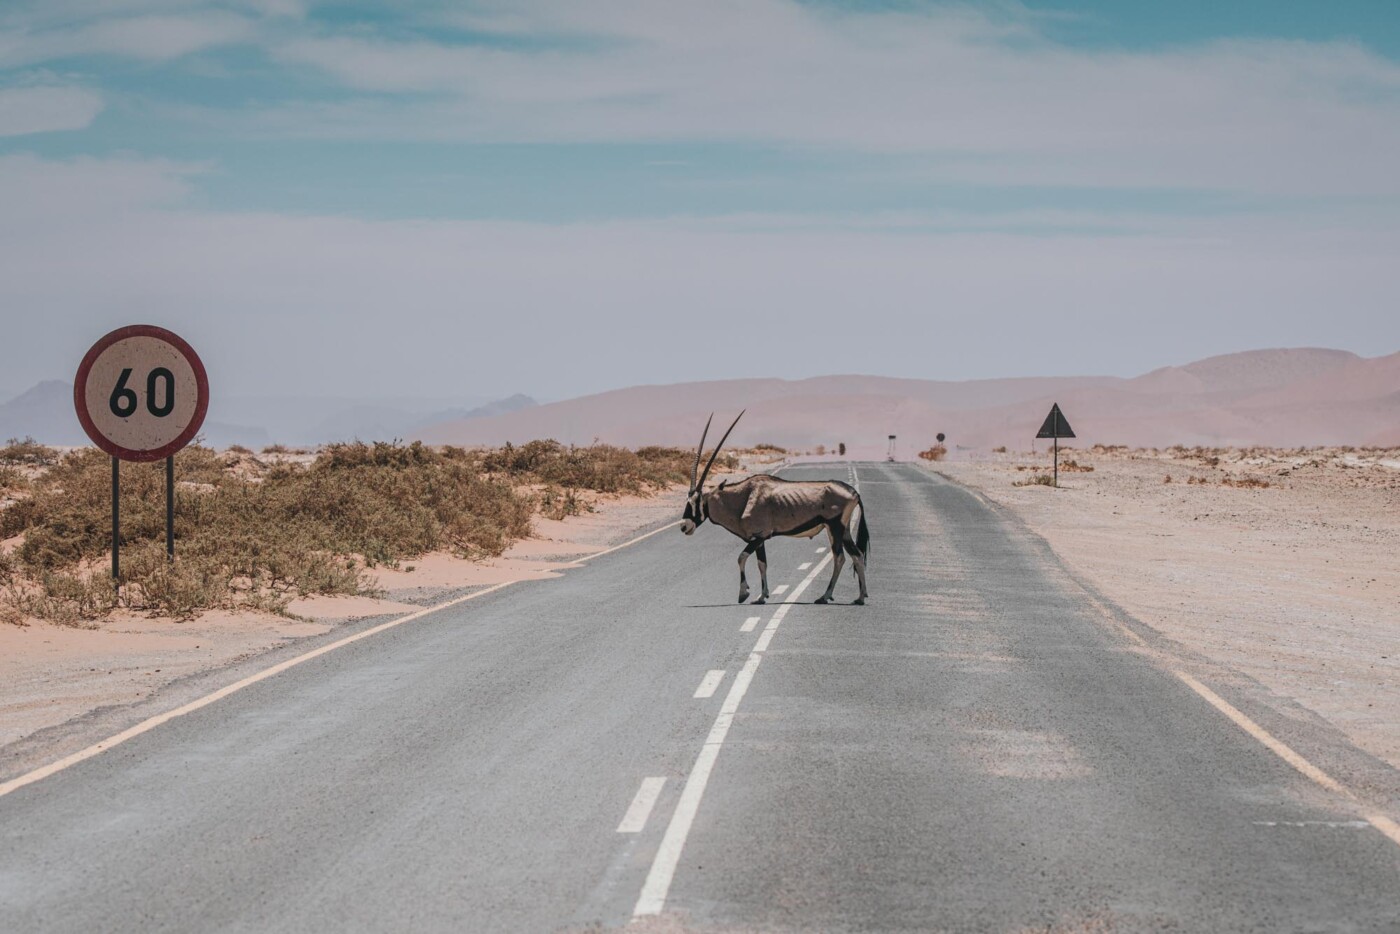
938, 448, 1400, 769
0, 486, 686, 752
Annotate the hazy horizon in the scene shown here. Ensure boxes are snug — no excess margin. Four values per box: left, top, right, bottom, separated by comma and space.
3, 1, 1398, 402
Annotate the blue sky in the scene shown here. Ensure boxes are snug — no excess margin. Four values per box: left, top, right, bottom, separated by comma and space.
2, 1, 1398, 401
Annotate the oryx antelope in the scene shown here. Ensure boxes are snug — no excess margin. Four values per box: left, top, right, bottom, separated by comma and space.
681, 411, 870, 605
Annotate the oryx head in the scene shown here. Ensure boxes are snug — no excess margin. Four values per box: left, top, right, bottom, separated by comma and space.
682, 410, 744, 535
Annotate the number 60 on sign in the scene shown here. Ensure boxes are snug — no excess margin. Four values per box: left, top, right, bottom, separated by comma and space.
75, 325, 208, 461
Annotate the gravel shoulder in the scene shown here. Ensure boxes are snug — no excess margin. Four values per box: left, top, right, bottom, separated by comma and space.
937, 447, 1400, 771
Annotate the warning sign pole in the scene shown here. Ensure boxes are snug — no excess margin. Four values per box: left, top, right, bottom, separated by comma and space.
1035, 402, 1076, 489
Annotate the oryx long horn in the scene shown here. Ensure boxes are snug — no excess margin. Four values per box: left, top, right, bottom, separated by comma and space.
690, 413, 713, 492
697, 409, 744, 491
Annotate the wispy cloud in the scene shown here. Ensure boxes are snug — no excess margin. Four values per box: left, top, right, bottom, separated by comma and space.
0, 84, 102, 135
246, 2, 1400, 195
0, 11, 256, 67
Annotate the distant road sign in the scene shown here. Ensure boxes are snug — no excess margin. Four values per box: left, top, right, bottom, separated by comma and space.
1036, 403, 1075, 440
74, 325, 208, 462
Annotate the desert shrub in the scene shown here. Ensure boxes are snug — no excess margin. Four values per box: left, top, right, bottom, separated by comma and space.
0, 465, 29, 494
0, 601, 23, 627
262, 444, 290, 454
992, 446, 1008, 454
0, 437, 59, 466
1222, 476, 1270, 489
753, 443, 787, 454
1059, 459, 1095, 473
0, 438, 699, 622
918, 444, 947, 462
1013, 474, 1055, 487
1163, 475, 1173, 484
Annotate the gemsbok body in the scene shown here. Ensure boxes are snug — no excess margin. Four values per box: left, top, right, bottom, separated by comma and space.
681, 412, 870, 605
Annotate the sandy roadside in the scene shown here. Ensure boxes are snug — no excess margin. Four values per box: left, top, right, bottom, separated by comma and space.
0, 486, 687, 754
937, 448, 1400, 771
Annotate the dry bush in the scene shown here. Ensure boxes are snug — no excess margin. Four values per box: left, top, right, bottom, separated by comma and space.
752, 443, 787, 454
0, 439, 694, 623
1221, 476, 1271, 489
814, 444, 826, 455
0, 465, 29, 495
992, 446, 1007, 454
1059, 459, 1095, 473
1163, 475, 1173, 484
0, 437, 60, 466
918, 444, 948, 462
1013, 474, 1055, 487
261, 444, 290, 454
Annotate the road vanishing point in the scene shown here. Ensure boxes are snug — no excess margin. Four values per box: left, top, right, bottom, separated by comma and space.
2, 463, 1398, 932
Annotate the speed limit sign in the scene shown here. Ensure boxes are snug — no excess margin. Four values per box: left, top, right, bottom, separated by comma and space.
74, 325, 208, 462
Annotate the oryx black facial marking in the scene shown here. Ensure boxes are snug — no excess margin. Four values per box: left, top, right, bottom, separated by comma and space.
680, 411, 870, 605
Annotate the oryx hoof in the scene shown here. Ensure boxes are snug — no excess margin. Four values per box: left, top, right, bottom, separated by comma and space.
752, 597, 767, 605
814, 595, 832, 605
852, 597, 866, 606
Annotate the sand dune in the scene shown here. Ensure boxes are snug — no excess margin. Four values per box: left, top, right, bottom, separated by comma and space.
417, 348, 1400, 452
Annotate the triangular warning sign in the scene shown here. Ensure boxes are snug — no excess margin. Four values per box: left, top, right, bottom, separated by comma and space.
1036, 403, 1075, 439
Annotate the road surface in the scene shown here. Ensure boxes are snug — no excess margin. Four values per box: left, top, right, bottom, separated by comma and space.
1, 463, 1398, 932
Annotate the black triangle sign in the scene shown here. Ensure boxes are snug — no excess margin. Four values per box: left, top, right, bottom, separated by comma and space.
1036, 403, 1075, 439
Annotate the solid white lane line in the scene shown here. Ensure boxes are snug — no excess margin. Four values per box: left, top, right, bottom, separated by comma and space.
693, 670, 726, 699
798, 562, 812, 570
616, 777, 667, 833
816, 546, 827, 553
740, 616, 760, 632
1175, 670, 1400, 851
634, 554, 833, 917
773, 584, 789, 595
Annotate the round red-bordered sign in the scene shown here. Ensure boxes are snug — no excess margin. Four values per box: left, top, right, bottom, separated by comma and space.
74, 325, 209, 462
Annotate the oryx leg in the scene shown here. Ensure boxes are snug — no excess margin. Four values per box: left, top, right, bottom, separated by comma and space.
756, 540, 770, 604
843, 533, 868, 605
737, 540, 760, 603
815, 521, 845, 604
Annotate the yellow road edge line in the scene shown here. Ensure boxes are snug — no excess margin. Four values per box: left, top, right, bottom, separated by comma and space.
1174, 669, 1400, 850
1175, 670, 1343, 792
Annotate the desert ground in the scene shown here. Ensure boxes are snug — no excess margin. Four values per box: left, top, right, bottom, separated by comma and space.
937, 446, 1400, 771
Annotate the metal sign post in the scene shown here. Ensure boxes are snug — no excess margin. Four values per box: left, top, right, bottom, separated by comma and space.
75, 325, 209, 587
1035, 403, 1076, 488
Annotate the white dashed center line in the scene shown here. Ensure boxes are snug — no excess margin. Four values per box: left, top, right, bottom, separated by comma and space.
797, 562, 812, 570
616, 777, 667, 833
634, 553, 833, 917
741, 616, 760, 632
693, 670, 726, 699
773, 584, 789, 595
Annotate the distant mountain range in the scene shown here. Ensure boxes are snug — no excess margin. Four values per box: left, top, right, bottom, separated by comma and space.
11, 349, 1396, 454
0, 382, 537, 448
415, 348, 1400, 455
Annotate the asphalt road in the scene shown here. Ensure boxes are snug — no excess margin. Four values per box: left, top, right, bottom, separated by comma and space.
1, 463, 1398, 932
